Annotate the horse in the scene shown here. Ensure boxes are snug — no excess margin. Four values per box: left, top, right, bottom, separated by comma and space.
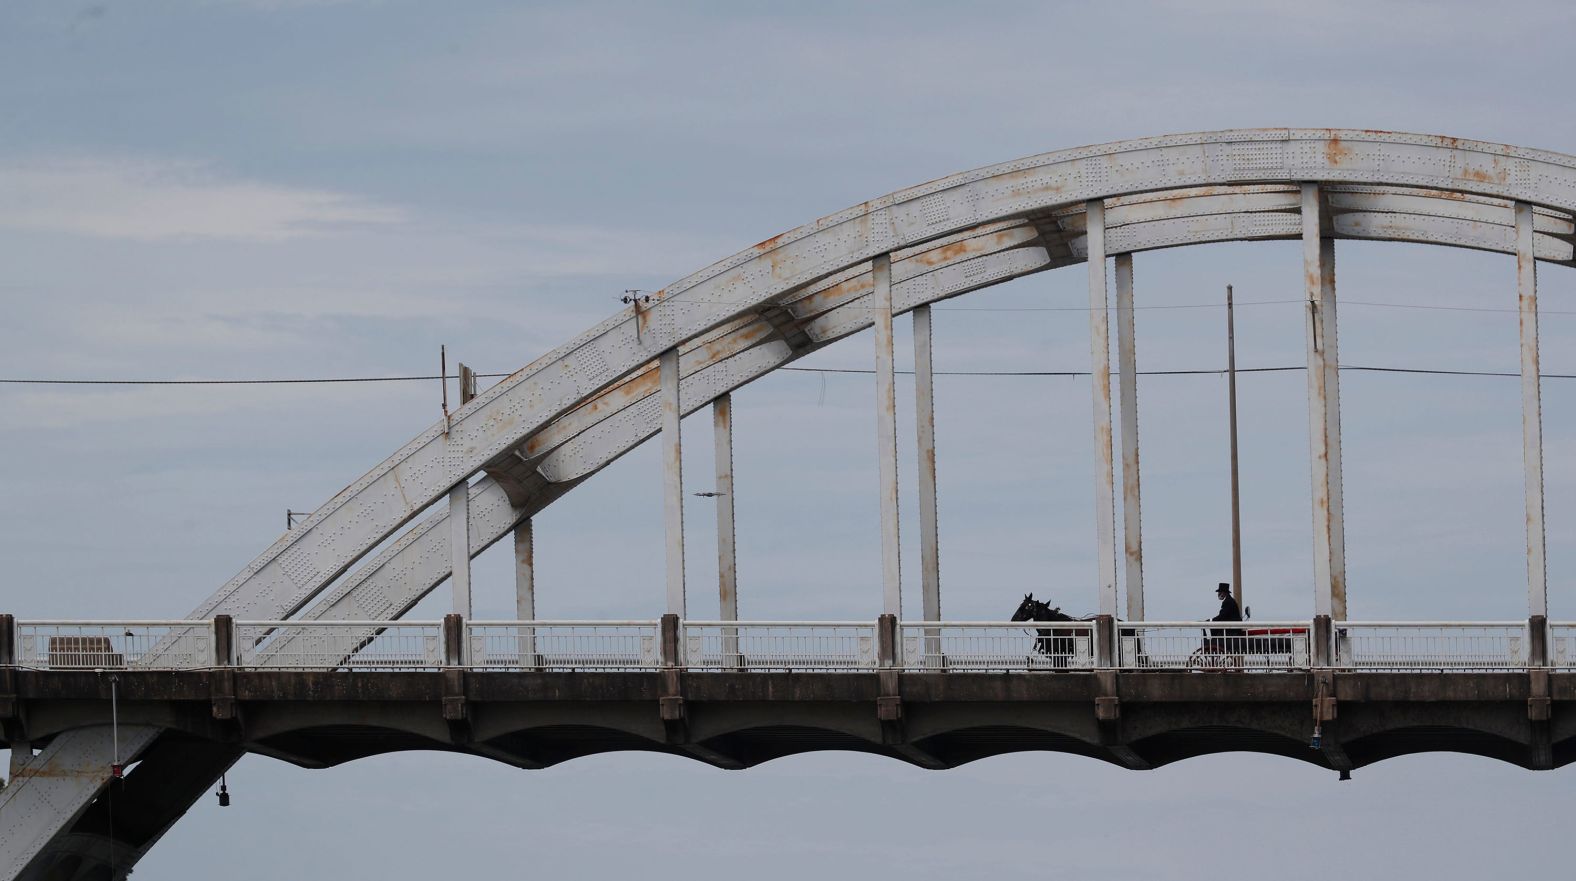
1010, 593, 1088, 666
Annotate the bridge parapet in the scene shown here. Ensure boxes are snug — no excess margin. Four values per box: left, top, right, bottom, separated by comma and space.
5, 617, 1571, 674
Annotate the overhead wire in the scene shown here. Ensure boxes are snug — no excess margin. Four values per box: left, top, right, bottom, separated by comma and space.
7, 365, 1576, 384
5, 296, 1576, 385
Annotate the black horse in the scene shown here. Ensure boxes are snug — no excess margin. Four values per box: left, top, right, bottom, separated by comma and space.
1010, 593, 1087, 666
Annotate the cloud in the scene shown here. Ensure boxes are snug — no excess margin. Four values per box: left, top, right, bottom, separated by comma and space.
0, 157, 405, 242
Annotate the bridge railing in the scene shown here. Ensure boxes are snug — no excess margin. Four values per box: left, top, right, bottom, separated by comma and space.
1332, 622, 1529, 670
1118, 622, 1313, 671
1549, 623, 1576, 668
237, 621, 444, 669
683, 621, 877, 671
13, 620, 215, 670
1, 617, 1559, 672
899, 622, 1096, 671
467, 621, 660, 671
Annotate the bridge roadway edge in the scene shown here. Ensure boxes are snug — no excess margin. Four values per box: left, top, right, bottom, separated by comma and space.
4, 670, 1571, 775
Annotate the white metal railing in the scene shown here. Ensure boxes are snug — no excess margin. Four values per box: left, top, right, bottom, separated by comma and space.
1119, 622, 1312, 670
684, 621, 876, 671
1550, 623, 1576, 668
14, 621, 215, 670
237, 621, 443, 670
467, 621, 660, 670
900, 622, 1096, 670
9, 618, 1567, 672
1333, 622, 1528, 670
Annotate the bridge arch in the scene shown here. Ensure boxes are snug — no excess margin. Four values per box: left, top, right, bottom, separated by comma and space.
174, 128, 1576, 632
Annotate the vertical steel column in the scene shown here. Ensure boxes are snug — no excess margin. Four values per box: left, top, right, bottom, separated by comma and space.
715, 392, 737, 620
448, 483, 471, 616
1321, 235, 1346, 619
713, 394, 738, 621
1085, 201, 1119, 618
913, 305, 941, 622
513, 518, 536, 666
713, 395, 740, 666
1114, 253, 1143, 621
872, 253, 903, 619
1227, 287, 1244, 611
514, 519, 535, 619
1301, 183, 1345, 619
660, 347, 686, 618
1516, 202, 1548, 618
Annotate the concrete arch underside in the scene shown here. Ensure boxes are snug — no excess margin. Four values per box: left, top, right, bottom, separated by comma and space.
21, 700, 1564, 773
10, 128, 1576, 881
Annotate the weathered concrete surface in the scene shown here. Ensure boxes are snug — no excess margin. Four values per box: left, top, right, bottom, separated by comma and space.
5, 669, 1571, 774
4, 668, 1570, 879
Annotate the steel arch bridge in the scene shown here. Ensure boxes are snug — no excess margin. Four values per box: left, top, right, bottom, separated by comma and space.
5, 128, 1576, 879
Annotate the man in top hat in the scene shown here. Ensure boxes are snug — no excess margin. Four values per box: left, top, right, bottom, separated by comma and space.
1212, 583, 1242, 623
1207, 582, 1243, 651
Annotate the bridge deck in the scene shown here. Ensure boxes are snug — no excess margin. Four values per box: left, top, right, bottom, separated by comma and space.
6, 667, 1572, 773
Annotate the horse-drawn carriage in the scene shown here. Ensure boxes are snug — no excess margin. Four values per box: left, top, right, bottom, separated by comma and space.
1012, 594, 1310, 670
1183, 625, 1310, 669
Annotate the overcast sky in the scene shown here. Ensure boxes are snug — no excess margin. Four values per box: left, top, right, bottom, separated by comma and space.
4, 1, 1576, 878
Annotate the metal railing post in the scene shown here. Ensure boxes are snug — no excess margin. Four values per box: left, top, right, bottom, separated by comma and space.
660, 613, 683, 668
877, 614, 898, 668
442, 614, 466, 667
0, 615, 14, 667
1529, 615, 1548, 667
1313, 615, 1333, 667
212, 615, 234, 667
1095, 615, 1116, 668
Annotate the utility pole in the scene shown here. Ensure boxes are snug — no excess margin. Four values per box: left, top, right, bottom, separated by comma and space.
1227, 285, 1243, 612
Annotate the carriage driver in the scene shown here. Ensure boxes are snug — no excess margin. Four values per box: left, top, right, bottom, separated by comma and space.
1212, 583, 1242, 624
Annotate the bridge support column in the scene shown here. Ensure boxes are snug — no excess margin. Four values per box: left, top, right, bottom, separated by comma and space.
514, 519, 536, 667
913, 306, 941, 625
1086, 201, 1119, 617
1528, 615, 1552, 764
1515, 203, 1548, 619
1, 611, 20, 777
1301, 184, 1346, 620
1114, 254, 1144, 621
211, 615, 236, 722
872, 253, 903, 621
7, 742, 28, 779
448, 484, 471, 617
661, 347, 687, 618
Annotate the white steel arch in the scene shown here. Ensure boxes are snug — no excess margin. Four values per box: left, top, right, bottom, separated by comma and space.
191, 129, 1576, 627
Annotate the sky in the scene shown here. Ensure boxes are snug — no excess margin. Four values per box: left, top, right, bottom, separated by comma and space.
3, 1, 1576, 878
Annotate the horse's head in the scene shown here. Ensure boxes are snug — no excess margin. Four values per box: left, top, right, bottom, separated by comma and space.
1011, 593, 1052, 622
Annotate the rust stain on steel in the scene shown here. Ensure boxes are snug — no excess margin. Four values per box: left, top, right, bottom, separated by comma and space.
792, 275, 874, 318
390, 466, 411, 511
1459, 163, 1510, 185
522, 321, 774, 458
752, 230, 790, 252
1324, 134, 1355, 167
906, 229, 1028, 269
12, 764, 109, 781
701, 319, 769, 360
